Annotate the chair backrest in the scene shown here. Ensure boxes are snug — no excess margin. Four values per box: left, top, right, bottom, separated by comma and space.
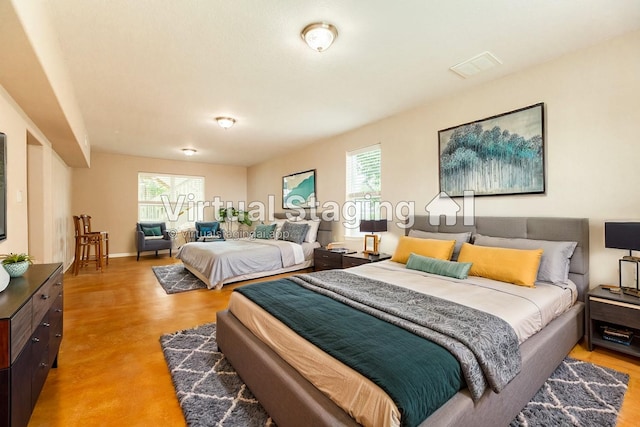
137, 222, 167, 236
79, 214, 92, 234
73, 216, 83, 237
195, 221, 220, 237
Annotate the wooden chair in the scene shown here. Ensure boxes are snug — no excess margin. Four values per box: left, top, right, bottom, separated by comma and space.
78, 214, 109, 266
73, 215, 104, 275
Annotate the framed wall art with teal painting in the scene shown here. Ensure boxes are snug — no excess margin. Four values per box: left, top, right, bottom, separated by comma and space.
282, 169, 316, 209
438, 103, 545, 197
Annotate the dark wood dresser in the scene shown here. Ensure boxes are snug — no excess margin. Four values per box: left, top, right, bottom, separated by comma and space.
0, 263, 63, 427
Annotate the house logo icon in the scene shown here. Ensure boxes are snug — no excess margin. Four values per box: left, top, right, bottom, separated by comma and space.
425, 191, 475, 226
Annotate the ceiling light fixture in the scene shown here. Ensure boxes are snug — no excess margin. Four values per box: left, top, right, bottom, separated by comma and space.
301, 22, 338, 52
182, 148, 197, 156
215, 116, 236, 129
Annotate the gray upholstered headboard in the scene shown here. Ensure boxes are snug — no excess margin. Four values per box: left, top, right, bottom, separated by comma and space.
407, 216, 590, 302
273, 212, 333, 247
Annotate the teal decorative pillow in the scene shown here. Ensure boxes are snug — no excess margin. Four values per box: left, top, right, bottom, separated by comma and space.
254, 223, 277, 240
142, 225, 162, 237
406, 253, 472, 280
281, 221, 309, 245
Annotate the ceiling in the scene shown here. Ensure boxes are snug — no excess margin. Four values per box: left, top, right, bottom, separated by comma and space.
45, 0, 640, 167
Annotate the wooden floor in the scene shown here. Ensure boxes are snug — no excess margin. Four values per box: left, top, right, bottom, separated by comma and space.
28, 256, 639, 426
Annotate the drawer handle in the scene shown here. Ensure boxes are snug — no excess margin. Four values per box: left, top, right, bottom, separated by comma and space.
41, 294, 50, 300
40, 362, 48, 368
56, 309, 62, 313
56, 334, 62, 338
43, 322, 50, 327
56, 282, 62, 286
32, 337, 40, 343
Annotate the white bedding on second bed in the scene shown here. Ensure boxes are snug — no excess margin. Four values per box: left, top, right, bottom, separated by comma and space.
176, 239, 317, 289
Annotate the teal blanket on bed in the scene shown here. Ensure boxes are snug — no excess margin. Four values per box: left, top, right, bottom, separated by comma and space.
236, 278, 464, 427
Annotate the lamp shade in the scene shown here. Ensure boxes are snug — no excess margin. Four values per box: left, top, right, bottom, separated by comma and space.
604, 221, 640, 251
359, 219, 388, 233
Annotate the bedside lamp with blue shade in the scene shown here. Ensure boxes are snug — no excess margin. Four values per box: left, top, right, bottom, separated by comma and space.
360, 219, 387, 255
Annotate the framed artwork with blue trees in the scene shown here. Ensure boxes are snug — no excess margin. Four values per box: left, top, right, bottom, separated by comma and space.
439, 103, 545, 197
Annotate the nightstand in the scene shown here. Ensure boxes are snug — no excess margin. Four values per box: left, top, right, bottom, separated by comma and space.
313, 248, 344, 271
587, 285, 640, 358
342, 252, 391, 268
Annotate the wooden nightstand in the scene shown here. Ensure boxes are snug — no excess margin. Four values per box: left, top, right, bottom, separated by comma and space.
587, 285, 640, 358
342, 252, 391, 268
313, 248, 345, 271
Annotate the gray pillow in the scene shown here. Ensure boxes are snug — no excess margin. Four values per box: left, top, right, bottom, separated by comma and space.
472, 234, 577, 284
408, 230, 472, 261
280, 221, 309, 245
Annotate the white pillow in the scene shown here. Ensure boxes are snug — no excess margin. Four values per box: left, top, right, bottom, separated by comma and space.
271, 219, 287, 240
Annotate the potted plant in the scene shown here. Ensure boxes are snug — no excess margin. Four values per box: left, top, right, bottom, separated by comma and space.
1, 253, 35, 278
218, 207, 252, 238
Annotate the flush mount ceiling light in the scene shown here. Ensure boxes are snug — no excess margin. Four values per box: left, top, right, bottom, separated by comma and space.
301, 22, 338, 52
182, 148, 197, 156
215, 116, 236, 129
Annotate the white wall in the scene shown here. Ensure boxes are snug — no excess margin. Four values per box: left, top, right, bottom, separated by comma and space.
248, 30, 640, 287
0, 85, 72, 268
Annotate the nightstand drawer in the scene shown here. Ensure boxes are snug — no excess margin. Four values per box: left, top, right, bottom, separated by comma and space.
590, 297, 640, 330
342, 257, 370, 268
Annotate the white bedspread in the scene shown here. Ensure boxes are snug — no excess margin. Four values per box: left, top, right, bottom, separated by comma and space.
349, 261, 577, 343
176, 239, 304, 289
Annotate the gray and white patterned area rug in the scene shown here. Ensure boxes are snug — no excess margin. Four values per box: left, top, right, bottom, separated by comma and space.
510, 357, 628, 427
161, 323, 628, 427
152, 264, 207, 294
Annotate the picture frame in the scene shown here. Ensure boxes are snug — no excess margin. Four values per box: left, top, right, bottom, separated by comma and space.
438, 103, 545, 197
282, 169, 316, 209
363, 234, 378, 255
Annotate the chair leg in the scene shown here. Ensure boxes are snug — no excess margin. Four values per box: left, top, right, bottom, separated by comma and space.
155, 250, 158, 257
169, 248, 172, 257
137, 252, 140, 261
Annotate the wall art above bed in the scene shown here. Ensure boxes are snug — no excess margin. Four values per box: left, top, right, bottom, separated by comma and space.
283, 169, 316, 209
438, 103, 545, 197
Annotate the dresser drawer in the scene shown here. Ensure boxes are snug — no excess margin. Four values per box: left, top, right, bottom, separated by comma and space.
31, 272, 62, 326
10, 300, 33, 365
590, 297, 640, 330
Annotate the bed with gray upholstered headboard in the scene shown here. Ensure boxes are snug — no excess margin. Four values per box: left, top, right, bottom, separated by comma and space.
216, 216, 589, 427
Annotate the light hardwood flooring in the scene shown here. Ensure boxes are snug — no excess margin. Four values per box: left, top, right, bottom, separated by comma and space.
28, 256, 639, 426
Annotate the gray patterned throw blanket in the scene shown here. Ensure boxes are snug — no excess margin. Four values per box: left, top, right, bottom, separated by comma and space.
290, 270, 522, 400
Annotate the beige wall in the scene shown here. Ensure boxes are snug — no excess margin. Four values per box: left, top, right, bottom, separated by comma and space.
71, 152, 247, 256
0, 85, 72, 268
248, 30, 640, 287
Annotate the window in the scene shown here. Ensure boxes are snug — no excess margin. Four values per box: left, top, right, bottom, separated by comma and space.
345, 144, 381, 236
138, 173, 205, 230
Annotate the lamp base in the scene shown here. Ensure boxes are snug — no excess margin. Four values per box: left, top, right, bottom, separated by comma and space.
622, 255, 640, 262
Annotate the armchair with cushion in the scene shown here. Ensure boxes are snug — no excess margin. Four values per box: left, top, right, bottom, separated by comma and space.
194, 221, 225, 242
136, 222, 173, 261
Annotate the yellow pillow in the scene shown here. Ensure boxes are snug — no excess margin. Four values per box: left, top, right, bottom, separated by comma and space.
457, 243, 543, 287
391, 236, 455, 264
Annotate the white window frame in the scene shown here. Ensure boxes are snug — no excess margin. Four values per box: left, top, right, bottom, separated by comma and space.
345, 144, 382, 237
138, 172, 205, 230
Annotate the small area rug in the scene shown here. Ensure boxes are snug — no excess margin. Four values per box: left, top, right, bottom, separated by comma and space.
161, 323, 629, 427
152, 264, 207, 294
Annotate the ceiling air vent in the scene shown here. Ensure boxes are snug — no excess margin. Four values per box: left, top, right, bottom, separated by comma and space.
450, 51, 502, 78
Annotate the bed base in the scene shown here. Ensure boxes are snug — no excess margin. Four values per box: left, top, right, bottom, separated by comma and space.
217, 301, 584, 427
